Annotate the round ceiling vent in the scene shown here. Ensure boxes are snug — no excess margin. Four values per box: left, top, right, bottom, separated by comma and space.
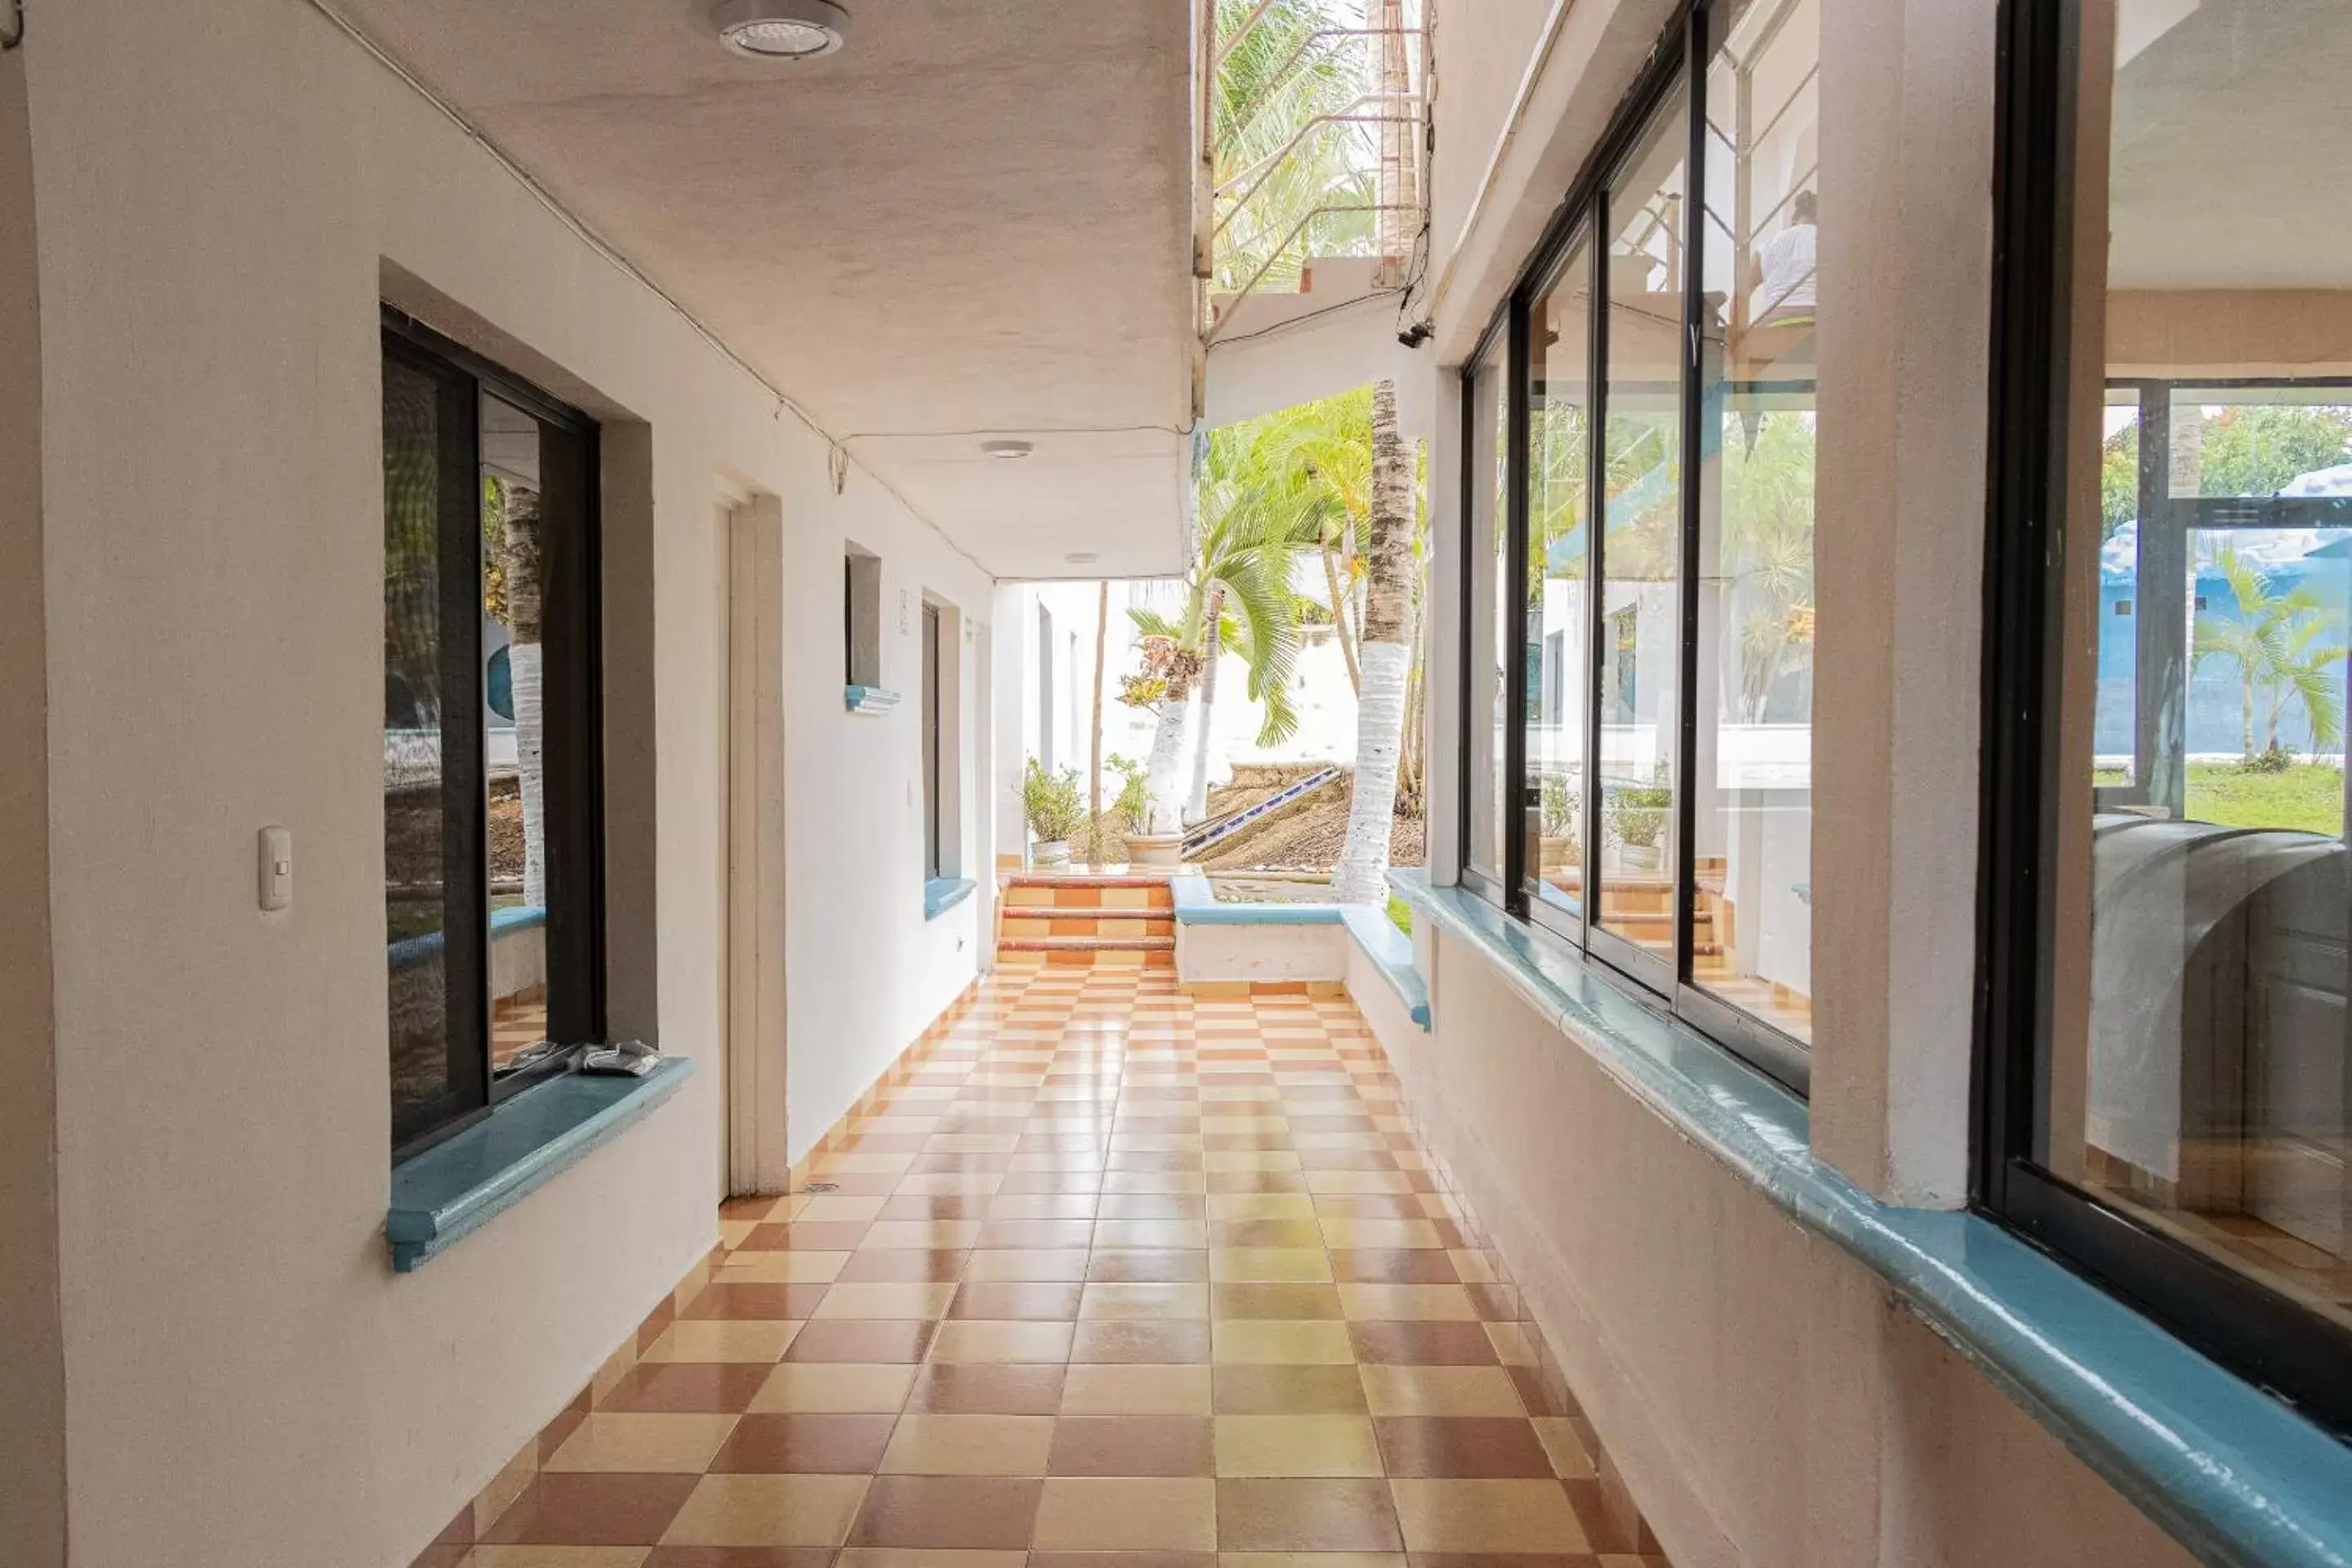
710, 0, 850, 60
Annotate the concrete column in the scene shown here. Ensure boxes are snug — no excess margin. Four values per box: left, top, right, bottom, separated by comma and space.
1808, 0, 2001, 1205
1426, 369, 1467, 884
0, 40, 67, 1568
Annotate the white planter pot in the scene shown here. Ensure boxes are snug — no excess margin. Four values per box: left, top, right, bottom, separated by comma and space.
1125, 831, 1184, 867
1618, 843, 1661, 872
1031, 839, 1071, 867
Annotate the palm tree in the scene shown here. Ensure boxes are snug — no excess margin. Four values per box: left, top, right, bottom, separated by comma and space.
1143, 420, 1312, 825
2194, 544, 2346, 761
1333, 379, 1416, 903
1213, 0, 1378, 300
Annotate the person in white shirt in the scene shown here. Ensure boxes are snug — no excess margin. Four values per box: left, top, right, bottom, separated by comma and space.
1749, 190, 1817, 326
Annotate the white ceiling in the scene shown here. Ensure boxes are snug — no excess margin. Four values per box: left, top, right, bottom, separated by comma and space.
2109, 0, 2352, 291
341, 0, 1198, 578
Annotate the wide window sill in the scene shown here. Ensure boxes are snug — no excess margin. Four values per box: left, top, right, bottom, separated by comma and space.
1339, 905, 1430, 1029
1388, 868, 2352, 1568
923, 877, 976, 920
386, 1057, 694, 1272
844, 684, 900, 715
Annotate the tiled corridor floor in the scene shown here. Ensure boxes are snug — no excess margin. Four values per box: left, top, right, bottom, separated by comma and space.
442, 965, 1669, 1566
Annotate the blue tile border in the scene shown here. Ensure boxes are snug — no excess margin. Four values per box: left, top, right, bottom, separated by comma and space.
1169, 871, 1346, 925
844, 684, 901, 715
1388, 868, 2352, 1568
1340, 906, 1430, 1029
386, 1058, 693, 1272
923, 877, 977, 920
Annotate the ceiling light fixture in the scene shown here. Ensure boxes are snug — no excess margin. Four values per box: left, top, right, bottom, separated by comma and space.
981, 439, 1036, 461
1065, 553, 1098, 565
710, 0, 849, 60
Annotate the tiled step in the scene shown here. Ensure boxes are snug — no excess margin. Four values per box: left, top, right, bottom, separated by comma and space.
1000, 873, 1174, 912
997, 934, 1176, 969
999, 910, 1177, 941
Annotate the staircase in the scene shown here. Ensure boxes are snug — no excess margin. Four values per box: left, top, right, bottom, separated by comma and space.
996, 874, 1177, 970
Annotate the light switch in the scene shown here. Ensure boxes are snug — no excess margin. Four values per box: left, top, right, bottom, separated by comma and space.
258, 825, 292, 911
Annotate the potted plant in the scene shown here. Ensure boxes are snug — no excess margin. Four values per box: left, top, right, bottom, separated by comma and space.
1110, 754, 1182, 866
1537, 773, 1582, 871
1021, 757, 1086, 867
1607, 766, 1673, 873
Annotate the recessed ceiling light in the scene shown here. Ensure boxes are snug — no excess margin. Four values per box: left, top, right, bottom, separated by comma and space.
981, 439, 1036, 461
710, 0, 849, 59
1065, 552, 1098, 565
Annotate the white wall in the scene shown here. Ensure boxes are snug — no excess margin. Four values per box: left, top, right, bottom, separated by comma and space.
19, 0, 988, 1562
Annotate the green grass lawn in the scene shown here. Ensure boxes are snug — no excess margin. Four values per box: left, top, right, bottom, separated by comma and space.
1387, 893, 1412, 935
2096, 761, 2345, 835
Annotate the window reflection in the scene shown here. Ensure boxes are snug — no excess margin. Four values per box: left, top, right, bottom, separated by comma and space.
1525, 238, 1595, 929
1466, 342, 1510, 889
1596, 92, 1689, 961
1690, 0, 1817, 1042
2059, 0, 2352, 1336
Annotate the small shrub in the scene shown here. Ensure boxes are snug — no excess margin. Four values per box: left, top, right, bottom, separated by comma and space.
1607, 764, 1673, 850
1021, 757, 1087, 843
2241, 745, 2295, 774
1539, 773, 1582, 840
1107, 753, 1156, 835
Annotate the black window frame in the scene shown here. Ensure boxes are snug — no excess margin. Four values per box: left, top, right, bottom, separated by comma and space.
1454, 0, 1811, 1094
922, 599, 944, 882
1972, 0, 2352, 1440
383, 307, 608, 1162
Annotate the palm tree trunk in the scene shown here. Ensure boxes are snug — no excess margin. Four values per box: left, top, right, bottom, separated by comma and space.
1143, 684, 1194, 838
2243, 668, 2256, 761
1334, 381, 1416, 904
502, 484, 546, 909
1090, 581, 1109, 861
1186, 584, 1227, 824
1322, 548, 1362, 697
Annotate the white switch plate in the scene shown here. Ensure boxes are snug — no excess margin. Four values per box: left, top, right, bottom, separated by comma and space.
258, 825, 292, 911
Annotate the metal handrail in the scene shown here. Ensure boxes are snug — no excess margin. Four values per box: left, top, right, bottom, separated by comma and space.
1214, 27, 1428, 163
1205, 201, 1418, 345
1214, 102, 1423, 245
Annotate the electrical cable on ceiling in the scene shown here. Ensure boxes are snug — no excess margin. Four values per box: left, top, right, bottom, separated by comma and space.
295, 0, 996, 581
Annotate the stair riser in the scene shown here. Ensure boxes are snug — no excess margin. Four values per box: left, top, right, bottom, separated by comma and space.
1000, 915, 1176, 941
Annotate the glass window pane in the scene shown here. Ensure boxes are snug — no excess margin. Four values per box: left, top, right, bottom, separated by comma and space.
1525, 237, 1595, 931
1692, 0, 1815, 1041
2048, 1, 2352, 1338
480, 394, 552, 1076
1466, 339, 1510, 889
1596, 92, 1688, 960
384, 356, 462, 1123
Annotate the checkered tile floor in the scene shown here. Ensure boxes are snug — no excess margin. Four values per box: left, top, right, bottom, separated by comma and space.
425, 964, 1670, 1566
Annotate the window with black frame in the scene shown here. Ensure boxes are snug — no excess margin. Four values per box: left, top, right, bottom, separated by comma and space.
383, 314, 606, 1159
1458, 0, 1817, 1089
1980, 0, 2352, 1436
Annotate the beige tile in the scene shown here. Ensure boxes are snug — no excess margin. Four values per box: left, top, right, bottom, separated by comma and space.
1060, 1361, 1215, 1415
1388, 1478, 1588, 1553
1448, 1249, 1499, 1284
750, 1361, 918, 1414
1214, 1415, 1384, 1477
862, 1220, 986, 1250
837, 1552, 1028, 1568
817, 1152, 918, 1176
1210, 1250, 1334, 1284
1531, 1417, 1597, 1479
542, 1413, 738, 1474
1081, 1281, 1210, 1320
642, 1320, 801, 1363
816, 1283, 960, 1321
661, 1472, 871, 1547
470, 1550, 653, 1568
1207, 1193, 1318, 1220
1484, 1321, 1541, 1367
719, 1250, 849, 1284
1317, 1219, 1441, 1250
1204, 1152, 1303, 1174
1357, 1365, 1525, 1417
1336, 1284, 1479, 1322
796, 1194, 889, 1223
1212, 1320, 1356, 1365
1032, 1477, 1218, 1551
1304, 1170, 1411, 1196
894, 1173, 1007, 1197
964, 1248, 1093, 1282
931, 1319, 1077, 1363
880, 1414, 1057, 1476
1218, 1553, 1405, 1568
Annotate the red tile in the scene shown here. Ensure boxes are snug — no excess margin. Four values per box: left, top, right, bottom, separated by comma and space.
847, 1476, 1045, 1548
906, 1362, 1069, 1414
835, 1250, 971, 1283
645, 1550, 840, 1568
741, 1221, 871, 1251
680, 1282, 834, 1319
953, 1281, 1087, 1320
1089, 1250, 1211, 1284
1350, 1322, 1502, 1366
1330, 1250, 1461, 1284
1047, 1415, 1216, 1476
599, 1362, 777, 1414
784, 1319, 938, 1363
1216, 1478, 1403, 1551
1375, 1417, 1557, 1477
480, 1474, 698, 1545
709, 1413, 898, 1473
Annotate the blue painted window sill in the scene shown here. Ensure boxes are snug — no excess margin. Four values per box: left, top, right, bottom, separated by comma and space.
1387, 867, 2352, 1568
1340, 906, 1430, 1029
923, 877, 976, 920
844, 684, 901, 715
1169, 871, 1345, 925
386, 1057, 693, 1272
